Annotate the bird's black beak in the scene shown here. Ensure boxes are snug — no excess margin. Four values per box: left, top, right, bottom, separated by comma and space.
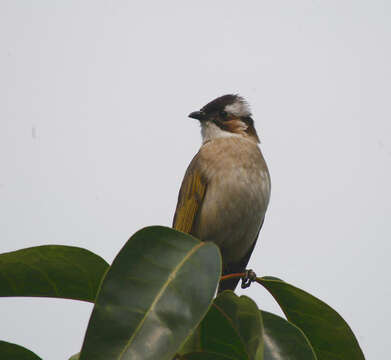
188, 111, 205, 121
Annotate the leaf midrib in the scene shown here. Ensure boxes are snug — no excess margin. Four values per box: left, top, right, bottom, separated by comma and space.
118, 241, 205, 359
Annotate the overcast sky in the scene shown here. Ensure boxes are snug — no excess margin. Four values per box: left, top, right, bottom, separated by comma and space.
1, 1, 390, 359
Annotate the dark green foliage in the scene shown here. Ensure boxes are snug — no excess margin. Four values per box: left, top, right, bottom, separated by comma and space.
262, 311, 317, 360
259, 277, 365, 360
0, 245, 108, 302
0, 226, 364, 360
79, 226, 221, 360
0, 341, 42, 360
180, 291, 263, 360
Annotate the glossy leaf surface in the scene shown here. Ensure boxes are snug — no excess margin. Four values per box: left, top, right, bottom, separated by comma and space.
262, 311, 317, 360
215, 292, 263, 360
79, 226, 221, 360
0, 340, 41, 360
182, 352, 234, 360
181, 291, 263, 360
0, 245, 109, 302
259, 277, 364, 360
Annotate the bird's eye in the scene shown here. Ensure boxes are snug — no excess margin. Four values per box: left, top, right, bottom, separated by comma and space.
220, 110, 228, 119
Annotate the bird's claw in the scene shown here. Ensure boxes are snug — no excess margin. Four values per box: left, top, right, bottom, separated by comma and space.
241, 269, 257, 289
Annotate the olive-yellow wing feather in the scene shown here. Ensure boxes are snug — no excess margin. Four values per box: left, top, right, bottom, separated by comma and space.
173, 159, 207, 234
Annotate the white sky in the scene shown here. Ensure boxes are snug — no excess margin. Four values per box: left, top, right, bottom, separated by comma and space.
1, 1, 390, 359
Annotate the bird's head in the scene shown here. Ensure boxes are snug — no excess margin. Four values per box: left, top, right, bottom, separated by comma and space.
189, 94, 260, 144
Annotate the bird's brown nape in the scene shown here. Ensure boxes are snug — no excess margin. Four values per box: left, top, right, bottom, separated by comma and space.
218, 118, 260, 143
245, 124, 260, 143
223, 119, 248, 134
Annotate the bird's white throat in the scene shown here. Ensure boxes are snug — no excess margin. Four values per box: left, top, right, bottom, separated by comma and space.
201, 122, 242, 143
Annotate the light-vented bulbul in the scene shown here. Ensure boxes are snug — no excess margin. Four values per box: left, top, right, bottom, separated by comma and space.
173, 94, 271, 292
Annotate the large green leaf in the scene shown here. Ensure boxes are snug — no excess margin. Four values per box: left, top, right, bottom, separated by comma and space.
0, 340, 42, 360
181, 304, 248, 359
258, 277, 364, 360
180, 291, 263, 360
262, 311, 317, 360
0, 245, 109, 302
181, 353, 234, 360
215, 292, 263, 360
79, 226, 221, 360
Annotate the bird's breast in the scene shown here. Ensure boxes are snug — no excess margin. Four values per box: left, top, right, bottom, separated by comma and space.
193, 138, 270, 263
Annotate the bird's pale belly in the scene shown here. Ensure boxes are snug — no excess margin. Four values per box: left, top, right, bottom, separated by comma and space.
193, 168, 269, 264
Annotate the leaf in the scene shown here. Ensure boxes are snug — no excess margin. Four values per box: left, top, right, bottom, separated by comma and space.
0, 245, 109, 302
261, 311, 317, 360
215, 292, 263, 360
184, 304, 248, 359
0, 340, 42, 360
79, 226, 221, 360
68, 353, 80, 360
180, 291, 263, 360
181, 352, 235, 360
258, 277, 364, 360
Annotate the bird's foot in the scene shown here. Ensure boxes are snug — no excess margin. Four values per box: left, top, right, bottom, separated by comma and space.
241, 269, 257, 289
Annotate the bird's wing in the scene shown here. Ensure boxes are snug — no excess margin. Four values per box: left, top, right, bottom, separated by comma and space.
172, 156, 207, 234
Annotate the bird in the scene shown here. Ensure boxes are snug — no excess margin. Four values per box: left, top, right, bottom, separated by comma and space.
172, 94, 271, 292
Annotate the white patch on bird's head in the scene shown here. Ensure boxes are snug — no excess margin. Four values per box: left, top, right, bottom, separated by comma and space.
224, 97, 251, 117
